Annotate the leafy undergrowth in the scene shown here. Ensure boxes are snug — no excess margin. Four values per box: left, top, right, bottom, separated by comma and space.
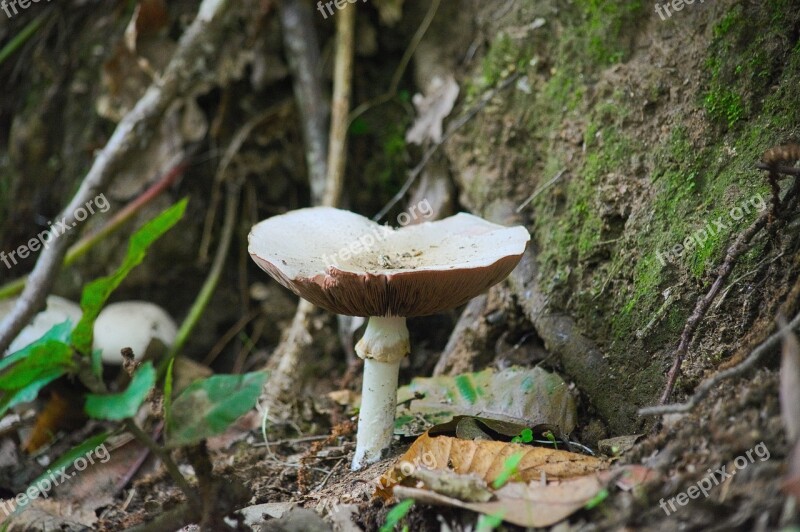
0, 200, 266, 529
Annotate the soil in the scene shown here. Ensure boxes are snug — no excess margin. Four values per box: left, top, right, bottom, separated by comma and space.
1, 0, 799, 530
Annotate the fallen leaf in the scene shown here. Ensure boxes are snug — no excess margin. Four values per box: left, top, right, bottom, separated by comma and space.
54, 436, 147, 514
390, 459, 650, 528
395, 366, 576, 436
405, 75, 459, 145
0, 498, 98, 530
376, 432, 605, 496
598, 434, 642, 457
393, 475, 605, 528
238, 501, 296, 528
410, 468, 493, 502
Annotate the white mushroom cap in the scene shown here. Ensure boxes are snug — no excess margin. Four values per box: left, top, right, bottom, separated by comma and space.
0, 296, 83, 354
93, 301, 178, 365
248, 208, 530, 317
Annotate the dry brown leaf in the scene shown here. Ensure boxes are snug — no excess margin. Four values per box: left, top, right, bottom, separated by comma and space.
393, 462, 652, 528
405, 75, 459, 145
54, 436, 145, 513
0, 498, 97, 530
376, 432, 605, 497
394, 475, 605, 528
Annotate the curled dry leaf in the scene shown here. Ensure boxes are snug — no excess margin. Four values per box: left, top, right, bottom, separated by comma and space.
406, 75, 460, 145
395, 366, 576, 437
393, 475, 605, 528
375, 432, 605, 498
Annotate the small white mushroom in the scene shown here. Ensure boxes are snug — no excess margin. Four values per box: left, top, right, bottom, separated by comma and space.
93, 301, 178, 365
0, 296, 83, 354
248, 207, 530, 469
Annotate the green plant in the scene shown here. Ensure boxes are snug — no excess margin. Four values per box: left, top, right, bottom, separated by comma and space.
511, 427, 533, 444
543, 430, 559, 449
380, 499, 415, 532
476, 512, 504, 531
492, 452, 524, 489
0, 199, 267, 517
584, 488, 609, 509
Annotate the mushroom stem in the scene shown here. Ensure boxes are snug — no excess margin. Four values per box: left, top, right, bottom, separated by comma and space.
352, 316, 409, 470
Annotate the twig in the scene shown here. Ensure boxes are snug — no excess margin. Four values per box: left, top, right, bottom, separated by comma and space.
656, 173, 800, 406
640, 310, 800, 416
657, 209, 770, 405
348, 0, 442, 126
261, 1, 356, 411
0, 150, 191, 300
280, 0, 329, 204
202, 309, 259, 366
0, 11, 46, 66
516, 169, 565, 213
0, 0, 233, 354
372, 72, 521, 222
322, 1, 355, 208
314, 457, 344, 491
124, 419, 199, 509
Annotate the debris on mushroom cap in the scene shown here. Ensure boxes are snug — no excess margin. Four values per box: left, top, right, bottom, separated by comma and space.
248, 207, 530, 317
93, 301, 178, 365
0, 296, 83, 354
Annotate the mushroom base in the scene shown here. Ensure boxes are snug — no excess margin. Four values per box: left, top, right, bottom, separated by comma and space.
351, 357, 402, 469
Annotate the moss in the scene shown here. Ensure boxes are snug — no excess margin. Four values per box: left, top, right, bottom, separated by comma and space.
532, 2, 800, 357
571, 0, 645, 65
702, 1, 797, 129
456, 0, 800, 430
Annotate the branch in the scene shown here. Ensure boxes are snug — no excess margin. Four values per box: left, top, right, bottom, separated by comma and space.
0, 0, 233, 353
640, 310, 800, 416
280, 0, 330, 205
261, 2, 355, 412
0, 151, 191, 300
655, 176, 800, 406
322, 1, 356, 208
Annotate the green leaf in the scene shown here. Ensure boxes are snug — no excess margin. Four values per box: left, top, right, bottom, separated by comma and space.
492, 452, 524, 489
0, 320, 72, 373
584, 488, 609, 510
380, 499, 414, 532
0, 369, 62, 417
163, 357, 175, 438
166, 371, 267, 447
0, 321, 74, 417
24, 432, 110, 502
85, 362, 156, 420
72, 199, 187, 358
0, 341, 73, 390
395, 366, 577, 437
511, 427, 533, 444
476, 512, 504, 531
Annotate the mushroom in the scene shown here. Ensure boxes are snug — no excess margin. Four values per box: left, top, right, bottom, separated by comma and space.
0, 296, 83, 354
93, 301, 178, 365
248, 207, 530, 469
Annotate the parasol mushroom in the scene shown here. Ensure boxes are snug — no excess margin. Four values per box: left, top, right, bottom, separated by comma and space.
248, 207, 530, 469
